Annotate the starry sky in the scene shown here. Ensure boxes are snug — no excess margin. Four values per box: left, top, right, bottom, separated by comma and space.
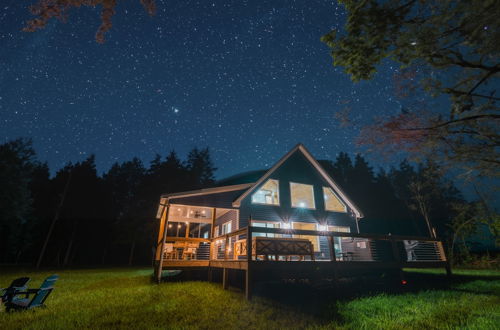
1, 0, 408, 178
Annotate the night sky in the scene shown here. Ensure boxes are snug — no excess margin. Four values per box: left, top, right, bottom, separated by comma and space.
1, 0, 407, 178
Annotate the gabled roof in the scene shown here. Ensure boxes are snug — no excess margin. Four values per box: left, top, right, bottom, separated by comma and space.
156, 143, 363, 219
232, 144, 363, 218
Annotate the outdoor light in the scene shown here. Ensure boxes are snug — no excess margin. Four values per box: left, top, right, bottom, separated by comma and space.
282, 222, 291, 229
299, 202, 306, 208
318, 225, 327, 231
401, 280, 407, 285
168, 224, 172, 228
178, 224, 181, 228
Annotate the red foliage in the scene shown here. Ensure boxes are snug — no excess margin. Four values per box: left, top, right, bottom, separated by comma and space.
357, 111, 435, 156
24, 0, 156, 44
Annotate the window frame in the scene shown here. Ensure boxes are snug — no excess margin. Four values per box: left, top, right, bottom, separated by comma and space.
289, 182, 316, 210
251, 179, 280, 206
322, 187, 347, 213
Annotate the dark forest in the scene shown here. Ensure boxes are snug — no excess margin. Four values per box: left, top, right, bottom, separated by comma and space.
2, 137, 490, 268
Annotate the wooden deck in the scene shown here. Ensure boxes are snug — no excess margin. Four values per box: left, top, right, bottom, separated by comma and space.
155, 226, 451, 299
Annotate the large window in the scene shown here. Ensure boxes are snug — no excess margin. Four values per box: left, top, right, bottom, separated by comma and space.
252, 179, 279, 205
252, 221, 281, 237
323, 187, 347, 212
293, 222, 320, 252
290, 182, 315, 209
221, 221, 232, 235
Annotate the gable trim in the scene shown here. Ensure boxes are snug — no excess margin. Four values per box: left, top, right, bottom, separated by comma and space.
232, 144, 363, 218
161, 183, 254, 200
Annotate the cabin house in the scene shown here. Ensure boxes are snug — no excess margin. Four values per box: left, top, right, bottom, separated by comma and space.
154, 144, 449, 299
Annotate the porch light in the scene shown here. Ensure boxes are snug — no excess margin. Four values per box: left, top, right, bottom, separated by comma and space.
318, 225, 327, 232
178, 224, 181, 228
168, 224, 172, 228
299, 202, 306, 208
282, 222, 291, 229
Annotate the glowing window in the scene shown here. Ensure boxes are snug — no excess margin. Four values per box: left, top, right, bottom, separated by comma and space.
252, 179, 279, 205
290, 182, 315, 209
323, 187, 347, 212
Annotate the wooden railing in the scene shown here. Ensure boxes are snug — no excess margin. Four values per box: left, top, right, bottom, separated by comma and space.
160, 226, 447, 265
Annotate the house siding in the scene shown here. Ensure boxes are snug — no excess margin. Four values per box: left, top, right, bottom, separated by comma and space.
238, 150, 358, 239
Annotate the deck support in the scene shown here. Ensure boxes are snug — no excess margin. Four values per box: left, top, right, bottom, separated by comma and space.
223, 268, 229, 289
327, 235, 338, 284
245, 226, 253, 300
445, 262, 452, 277
245, 267, 252, 300
156, 205, 169, 284
390, 236, 405, 283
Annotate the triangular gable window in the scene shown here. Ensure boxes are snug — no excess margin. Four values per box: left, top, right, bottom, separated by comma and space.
251, 179, 279, 205
323, 187, 347, 212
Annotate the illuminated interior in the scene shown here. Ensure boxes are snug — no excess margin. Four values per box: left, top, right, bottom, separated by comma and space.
293, 222, 320, 251
290, 182, 315, 209
323, 187, 347, 212
252, 179, 280, 205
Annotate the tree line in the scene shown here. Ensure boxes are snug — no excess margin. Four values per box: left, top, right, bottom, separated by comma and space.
0, 138, 216, 267
0, 138, 496, 267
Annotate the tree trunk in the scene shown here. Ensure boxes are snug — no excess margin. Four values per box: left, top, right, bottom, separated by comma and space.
36, 171, 72, 269
63, 220, 78, 267
128, 238, 136, 266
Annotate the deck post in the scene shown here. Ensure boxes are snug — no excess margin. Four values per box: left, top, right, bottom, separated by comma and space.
245, 226, 253, 300
156, 205, 170, 284
437, 241, 453, 278
390, 236, 404, 282
327, 234, 339, 283
209, 208, 216, 261
223, 268, 229, 290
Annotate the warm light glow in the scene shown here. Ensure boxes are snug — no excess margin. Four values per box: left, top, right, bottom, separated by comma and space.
323, 187, 347, 212
290, 182, 315, 209
252, 179, 280, 205
177, 224, 181, 228
318, 225, 327, 231
168, 224, 172, 228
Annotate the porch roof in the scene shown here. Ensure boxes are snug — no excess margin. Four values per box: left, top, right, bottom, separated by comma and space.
156, 183, 253, 218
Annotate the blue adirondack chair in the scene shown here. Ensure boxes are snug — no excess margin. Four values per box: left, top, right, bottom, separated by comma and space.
1, 277, 30, 304
5, 275, 59, 312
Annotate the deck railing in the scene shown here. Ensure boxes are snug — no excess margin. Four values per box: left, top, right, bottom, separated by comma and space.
161, 226, 447, 264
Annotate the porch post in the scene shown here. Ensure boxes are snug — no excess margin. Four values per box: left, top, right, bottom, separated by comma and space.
328, 234, 339, 283
156, 204, 170, 283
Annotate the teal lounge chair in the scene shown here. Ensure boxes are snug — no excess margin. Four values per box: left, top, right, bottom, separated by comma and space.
5, 275, 58, 312
1, 277, 30, 304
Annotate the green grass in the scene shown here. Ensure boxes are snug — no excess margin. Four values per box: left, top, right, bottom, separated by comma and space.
0, 267, 499, 329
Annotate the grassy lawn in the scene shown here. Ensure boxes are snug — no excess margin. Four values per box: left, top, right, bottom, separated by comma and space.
0, 267, 498, 329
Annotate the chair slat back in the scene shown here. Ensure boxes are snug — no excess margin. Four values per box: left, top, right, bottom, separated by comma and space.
29, 274, 59, 307
29, 288, 52, 307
